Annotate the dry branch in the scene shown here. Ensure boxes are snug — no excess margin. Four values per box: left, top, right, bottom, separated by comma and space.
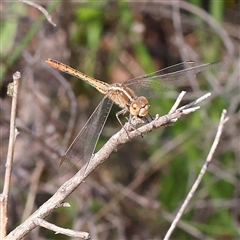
5, 92, 211, 239
0, 72, 21, 239
33, 218, 90, 239
164, 109, 228, 240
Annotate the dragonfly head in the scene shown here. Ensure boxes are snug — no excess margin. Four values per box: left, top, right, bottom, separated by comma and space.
130, 96, 150, 117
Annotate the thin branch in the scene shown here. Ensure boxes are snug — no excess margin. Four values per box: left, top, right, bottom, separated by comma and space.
19, 0, 57, 27
169, 91, 186, 114
5, 92, 211, 239
162, 210, 213, 240
0, 72, 21, 239
163, 109, 228, 240
178, 92, 211, 111
33, 218, 90, 239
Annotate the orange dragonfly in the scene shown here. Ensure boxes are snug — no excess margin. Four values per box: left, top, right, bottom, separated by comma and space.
46, 58, 221, 175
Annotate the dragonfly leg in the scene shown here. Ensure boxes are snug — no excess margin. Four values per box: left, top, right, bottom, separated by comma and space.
145, 113, 154, 123
117, 112, 144, 138
127, 115, 144, 138
116, 109, 131, 140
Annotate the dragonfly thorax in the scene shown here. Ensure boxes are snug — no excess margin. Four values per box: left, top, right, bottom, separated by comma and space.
130, 96, 150, 117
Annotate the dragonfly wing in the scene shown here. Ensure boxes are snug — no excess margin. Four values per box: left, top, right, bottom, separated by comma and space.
60, 96, 113, 176
124, 61, 223, 98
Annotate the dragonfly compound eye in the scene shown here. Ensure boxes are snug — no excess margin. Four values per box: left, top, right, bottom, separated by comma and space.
130, 97, 149, 117
138, 96, 150, 117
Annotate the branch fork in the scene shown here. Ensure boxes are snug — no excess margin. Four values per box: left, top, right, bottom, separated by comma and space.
5, 91, 225, 240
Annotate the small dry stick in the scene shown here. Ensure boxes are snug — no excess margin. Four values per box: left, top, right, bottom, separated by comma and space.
178, 92, 211, 111
0, 72, 21, 239
169, 91, 186, 114
33, 218, 90, 239
18, 0, 56, 27
163, 109, 229, 240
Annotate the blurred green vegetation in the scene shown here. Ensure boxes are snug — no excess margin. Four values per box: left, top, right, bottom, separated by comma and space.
0, 1, 59, 81
188, 0, 225, 61
1, 0, 238, 239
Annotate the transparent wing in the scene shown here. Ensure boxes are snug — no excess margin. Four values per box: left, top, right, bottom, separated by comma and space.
60, 96, 113, 176
124, 61, 223, 97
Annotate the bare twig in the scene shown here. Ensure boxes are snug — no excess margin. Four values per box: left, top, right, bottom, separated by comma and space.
33, 218, 90, 239
5, 92, 211, 239
0, 72, 21, 239
163, 109, 229, 240
162, 210, 213, 240
178, 92, 211, 111
18, 0, 56, 27
169, 91, 186, 113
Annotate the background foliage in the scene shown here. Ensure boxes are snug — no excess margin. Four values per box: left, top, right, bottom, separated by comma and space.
1, 0, 239, 239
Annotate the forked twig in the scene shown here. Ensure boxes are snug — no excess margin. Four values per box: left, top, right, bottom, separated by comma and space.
33, 218, 90, 239
163, 109, 228, 240
168, 91, 186, 114
5, 92, 213, 239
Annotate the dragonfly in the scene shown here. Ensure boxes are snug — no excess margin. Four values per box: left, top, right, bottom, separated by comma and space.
46, 58, 221, 175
